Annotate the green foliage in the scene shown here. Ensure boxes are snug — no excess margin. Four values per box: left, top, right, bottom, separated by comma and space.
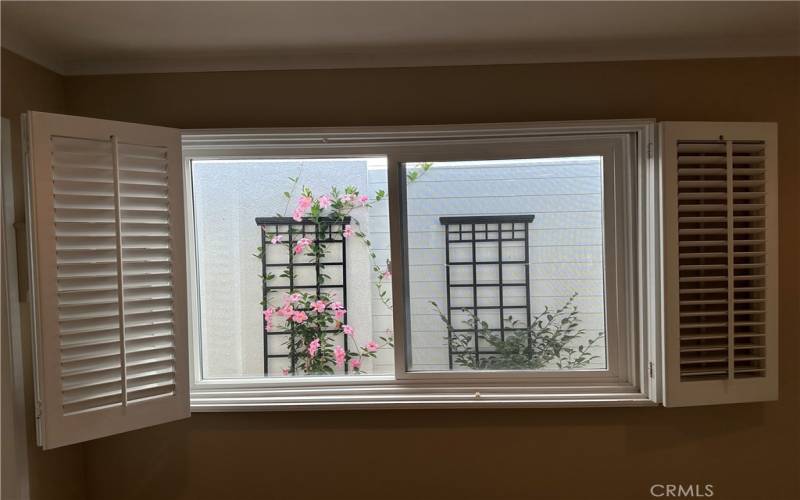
431, 294, 603, 370
281, 176, 300, 215
406, 162, 433, 183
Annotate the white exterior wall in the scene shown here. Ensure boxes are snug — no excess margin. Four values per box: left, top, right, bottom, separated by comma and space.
194, 157, 606, 378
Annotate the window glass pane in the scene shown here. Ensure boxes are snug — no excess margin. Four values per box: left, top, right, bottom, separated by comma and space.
192, 158, 393, 378
404, 157, 607, 372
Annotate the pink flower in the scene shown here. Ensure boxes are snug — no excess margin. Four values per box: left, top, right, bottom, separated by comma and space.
342, 225, 354, 238
291, 196, 313, 222
263, 307, 275, 330
334, 345, 346, 367
366, 341, 379, 352
294, 238, 312, 254
281, 368, 290, 376
270, 234, 283, 245
311, 300, 327, 313
291, 310, 308, 323
357, 194, 369, 206
277, 303, 294, 317
334, 309, 346, 321
318, 195, 332, 208
287, 293, 302, 303
342, 324, 354, 336
308, 338, 320, 358
297, 195, 313, 211
340, 193, 355, 203
329, 301, 344, 310
382, 270, 392, 279
350, 358, 362, 370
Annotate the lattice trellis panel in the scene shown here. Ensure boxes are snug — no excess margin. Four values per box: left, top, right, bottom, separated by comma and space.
439, 215, 535, 368
256, 216, 351, 375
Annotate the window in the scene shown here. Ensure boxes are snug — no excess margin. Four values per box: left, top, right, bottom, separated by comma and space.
189, 153, 614, 381
403, 158, 607, 373
27, 113, 778, 443
183, 120, 659, 407
190, 158, 394, 379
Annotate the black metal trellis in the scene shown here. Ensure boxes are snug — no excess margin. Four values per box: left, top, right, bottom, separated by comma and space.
256, 216, 350, 375
439, 215, 535, 369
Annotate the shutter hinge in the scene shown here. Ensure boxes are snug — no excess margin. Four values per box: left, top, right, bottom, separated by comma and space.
648, 361, 655, 379
647, 142, 654, 159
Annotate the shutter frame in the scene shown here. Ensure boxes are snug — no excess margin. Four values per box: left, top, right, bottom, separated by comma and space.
25, 111, 189, 449
661, 121, 778, 407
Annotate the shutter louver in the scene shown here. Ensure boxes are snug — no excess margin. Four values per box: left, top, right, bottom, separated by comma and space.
25, 112, 188, 449
118, 142, 178, 403
730, 141, 768, 379
661, 122, 778, 407
676, 140, 731, 381
53, 137, 125, 416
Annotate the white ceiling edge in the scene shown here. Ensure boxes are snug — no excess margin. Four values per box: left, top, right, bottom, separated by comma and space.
4, 34, 799, 77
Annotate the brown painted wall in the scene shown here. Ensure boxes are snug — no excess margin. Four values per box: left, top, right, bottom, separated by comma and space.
4, 52, 799, 500
1, 48, 87, 500
66, 56, 800, 500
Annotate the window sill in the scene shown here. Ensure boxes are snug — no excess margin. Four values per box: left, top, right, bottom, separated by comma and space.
190, 380, 657, 411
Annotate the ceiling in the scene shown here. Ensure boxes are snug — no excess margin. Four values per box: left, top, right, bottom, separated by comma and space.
2, 1, 798, 75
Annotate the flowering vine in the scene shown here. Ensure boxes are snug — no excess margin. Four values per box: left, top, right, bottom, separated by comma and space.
262, 290, 389, 375
256, 163, 434, 376
258, 182, 393, 375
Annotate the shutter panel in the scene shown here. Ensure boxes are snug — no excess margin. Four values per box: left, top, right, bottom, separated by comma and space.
661, 122, 778, 407
24, 111, 188, 449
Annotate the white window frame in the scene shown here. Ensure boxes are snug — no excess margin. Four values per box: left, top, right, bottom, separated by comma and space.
2, 117, 31, 498
182, 119, 661, 410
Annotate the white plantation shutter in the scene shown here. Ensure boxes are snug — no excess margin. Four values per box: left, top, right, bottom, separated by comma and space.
661, 122, 778, 407
24, 111, 188, 449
